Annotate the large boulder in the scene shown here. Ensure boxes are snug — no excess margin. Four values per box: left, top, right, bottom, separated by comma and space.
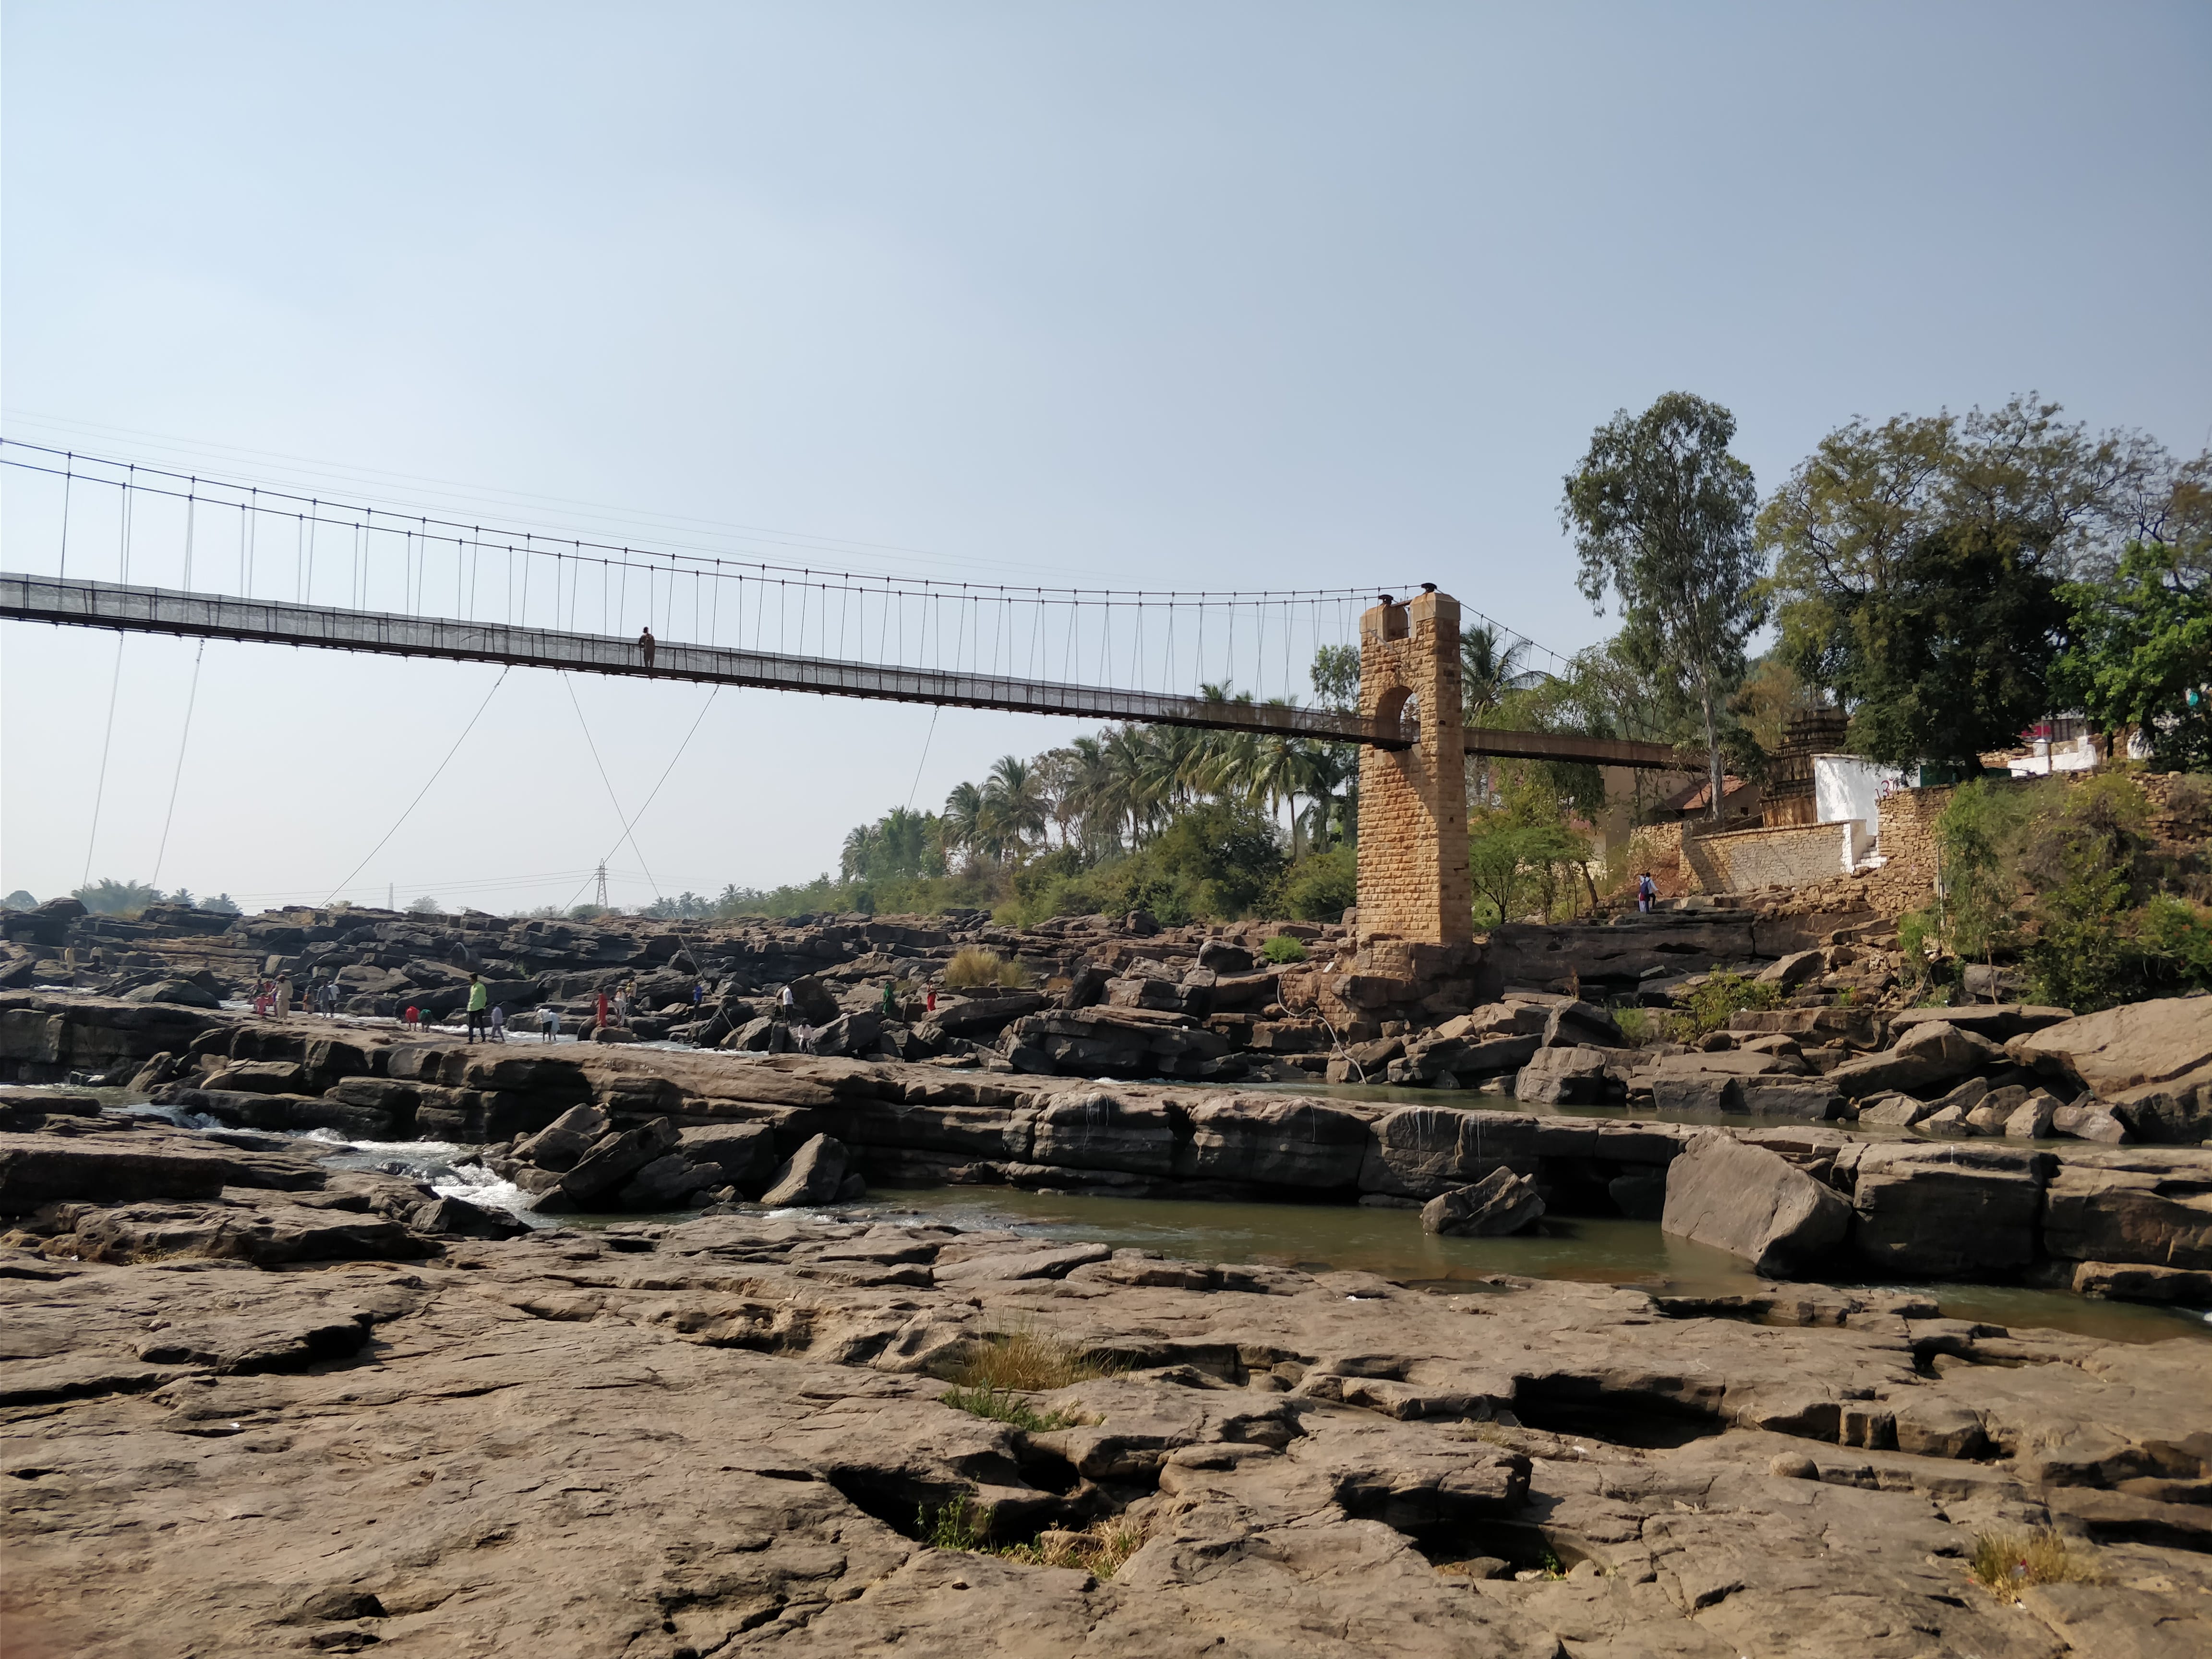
1541, 1000, 1622, 1049
921, 993, 1046, 1041
2039, 1154, 2212, 1271
998, 1007, 1232, 1080
1734, 1077, 1846, 1120
1755, 950, 1826, 989
0, 1135, 228, 1213
613, 1152, 725, 1211
1659, 1133, 1851, 1276
1421, 1168, 1545, 1237
1513, 1045, 1620, 1106
1387, 1033, 1540, 1087
547, 1118, 681, 1208
1645, 1050, 1801, 1113
1890, 1005, 2073, 1045
1728, 1006, 1888, 1049
1851, 1142, 2052, 1277
512, 1104, 610, 1171
1826, 1020, 2004, 1099
2017, 995, 2212, 1110
757, 1132, 851, 1206
1359, 1106, 1540, 1200
1171, 1094, 1370, 1189
200, 1060, 308, 1095
676, 1123, 779, 1195
120, 979, 222, 1009
1028, 1090, 1178, 1177
812, 1010, 882, 1058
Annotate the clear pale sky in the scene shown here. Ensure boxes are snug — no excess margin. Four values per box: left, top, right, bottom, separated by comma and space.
4, 2, 2208, 913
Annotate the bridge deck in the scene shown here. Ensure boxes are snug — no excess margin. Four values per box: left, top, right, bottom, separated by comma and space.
0, 574, 1684, 769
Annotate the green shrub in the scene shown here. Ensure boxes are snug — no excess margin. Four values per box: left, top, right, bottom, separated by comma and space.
1270, 847, 1357, 923
1260, 934, 1310, 965
1677, 972, 1779, 1037
940, 1385, 1080, 1433
919, 1496, 993, 1551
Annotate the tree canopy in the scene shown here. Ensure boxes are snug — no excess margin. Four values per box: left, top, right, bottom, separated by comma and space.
2055, 539, 2212, 771
1757, 396, 2192, 769
1561, 392, 1765, 815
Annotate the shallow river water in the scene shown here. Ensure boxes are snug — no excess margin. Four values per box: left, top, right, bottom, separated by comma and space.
79, 1091, 2212, 1348
857, 1183, 2212, 1347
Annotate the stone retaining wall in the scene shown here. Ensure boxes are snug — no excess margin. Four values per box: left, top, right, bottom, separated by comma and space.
1682, 820, 1861, 894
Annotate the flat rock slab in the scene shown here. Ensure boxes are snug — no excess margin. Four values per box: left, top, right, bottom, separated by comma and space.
3, 1213, 2209, 1657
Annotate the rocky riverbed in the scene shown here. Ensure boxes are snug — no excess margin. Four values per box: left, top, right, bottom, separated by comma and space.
5, 900, 2212, 1653
5, 1143, 2211, 1657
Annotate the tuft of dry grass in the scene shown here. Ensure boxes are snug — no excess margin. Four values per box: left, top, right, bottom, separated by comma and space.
943, 947, 1026, 990
1000, 1518, 1147, 1578
1969, 1529, 2096, 1596
947, 1329, 1115, 1393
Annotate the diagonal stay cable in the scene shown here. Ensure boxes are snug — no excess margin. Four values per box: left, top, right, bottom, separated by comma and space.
81, 636, 128, 888
561, 685, 721, 913
150, 640, 206, 890
322, 667, 509, 905
561, 672, 666, 905
904, 707, 939, 811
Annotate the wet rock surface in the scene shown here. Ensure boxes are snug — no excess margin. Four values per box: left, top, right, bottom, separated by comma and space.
4, 1205, 2209, 1657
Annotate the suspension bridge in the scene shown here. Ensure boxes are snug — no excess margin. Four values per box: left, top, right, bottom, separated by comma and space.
0, 441, 1681, 769
0, 440, 1687, 942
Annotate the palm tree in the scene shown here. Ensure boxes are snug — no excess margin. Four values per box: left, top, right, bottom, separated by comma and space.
1057, 735, 1119, 852
840, 822, 880, 882
1462, 625, 1543, 722
942, 781, 988, 867
982, 755, 1048, 854
1462, 625, 1547, 807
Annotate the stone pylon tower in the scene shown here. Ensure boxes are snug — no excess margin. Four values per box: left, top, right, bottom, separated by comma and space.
1356, 589, 1471, 944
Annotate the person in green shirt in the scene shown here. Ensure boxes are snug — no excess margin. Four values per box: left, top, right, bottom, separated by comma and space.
465, 974, 489, 1044
880, 979, 898, 1018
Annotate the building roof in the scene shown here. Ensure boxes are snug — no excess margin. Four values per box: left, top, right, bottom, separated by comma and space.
1660, 774, 1754, 814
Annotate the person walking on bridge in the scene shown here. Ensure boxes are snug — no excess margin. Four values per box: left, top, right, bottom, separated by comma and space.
638, 626, 656, 671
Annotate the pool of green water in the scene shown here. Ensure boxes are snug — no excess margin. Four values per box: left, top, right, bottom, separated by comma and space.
862, 1183, 2212, 1347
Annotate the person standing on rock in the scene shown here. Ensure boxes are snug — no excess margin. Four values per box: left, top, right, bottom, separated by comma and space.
638, 626, 656, 671
273, 975, 292, 1020
541, 1005, 562, 1043
880, 978, 898, 1019
595, 987, 610, 1031
466, 973, 489, 1043
1636, 871, 1657, 914
489, 1004, 506, 1043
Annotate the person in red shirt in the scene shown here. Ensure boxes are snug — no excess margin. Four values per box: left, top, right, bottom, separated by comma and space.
595, 989, 611, 1030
